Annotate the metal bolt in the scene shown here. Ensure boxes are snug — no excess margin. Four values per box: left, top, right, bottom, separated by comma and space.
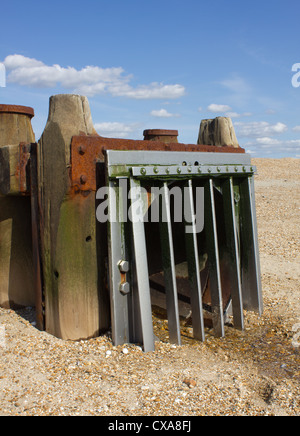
177, 167, 182, 174
234, 192, 241, 203
118, 260, 130, 273
80, 175, 88, 185
207, 168, 212, 173
188, 166, 192, 173
217, 166, 221, 172
154, 167, 159, 174
119, 282, 130, 295
78, 145, 87, 155
235, 167, 239, 172
140, 168, 147, 176
165, 168, 170, 174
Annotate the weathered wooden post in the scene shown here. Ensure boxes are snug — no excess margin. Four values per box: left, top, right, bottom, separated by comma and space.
33, 94, 110, 340
198, 117, 239, 148
0, 105, 35, 308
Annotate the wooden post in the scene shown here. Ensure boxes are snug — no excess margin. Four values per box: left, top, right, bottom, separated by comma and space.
197, 116, 241, 324
34, 94, 110, 340
0, 105, 35, 308
198, 117, 239, 148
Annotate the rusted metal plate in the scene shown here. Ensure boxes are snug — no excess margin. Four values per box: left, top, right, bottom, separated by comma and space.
144, 129, 178, 137
0, 105, 35, 118
70, 135, 246, 192
143, 129, 179, 142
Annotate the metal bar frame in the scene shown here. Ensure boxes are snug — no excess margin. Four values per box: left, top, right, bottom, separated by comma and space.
239, 176, 263, 314
107, 179, 130, 346
105, 150, 262, 351
159, 182, 182, 345
129, 178, 155, 352
204, 178, 225, 337
184, 179, 205, 342
221, 177, 244, 330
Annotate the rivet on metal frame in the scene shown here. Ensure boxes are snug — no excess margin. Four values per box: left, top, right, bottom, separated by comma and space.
119, 282, 130, 296
80, 175, 88, 185
78, 145, 87, 155
118, 260, 130, 273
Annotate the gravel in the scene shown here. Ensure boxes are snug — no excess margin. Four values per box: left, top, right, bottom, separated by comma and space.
0, 158, 299, 416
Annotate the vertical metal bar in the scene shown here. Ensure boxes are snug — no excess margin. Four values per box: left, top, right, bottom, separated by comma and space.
130, 178, 155, 352
159, 182, 182, 345
239, 176, 263, 314
204, 178, 225, 338
184, 180, 205, 342
107, 179, 130, 346
222, 177, 244, 330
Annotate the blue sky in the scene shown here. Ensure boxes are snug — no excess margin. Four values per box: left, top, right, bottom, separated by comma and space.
1, 0, 300, 157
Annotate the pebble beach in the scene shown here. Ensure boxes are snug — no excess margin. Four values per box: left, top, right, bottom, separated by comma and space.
0, 158, 299, 416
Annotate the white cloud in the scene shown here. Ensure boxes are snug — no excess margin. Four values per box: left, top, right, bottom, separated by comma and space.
256, 137, 281, 146
292, 126, 300, 132
207, 104, 231, 113
234, 121, 288, 138
242, 137, 300, 155
3, 54, 185, 100
112, 83, 185, 100
225, 111, 252, 119
94, 122, 140, 138
150, 108, 180, 118
4, 54, 45, 69
206, 105, 252, 118
4, 55, 125, 89
270, 123, 288, 134
286, 139, 300, 148
225, 112, 241, 118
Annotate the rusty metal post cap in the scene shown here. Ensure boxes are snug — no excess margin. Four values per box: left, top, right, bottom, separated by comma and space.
143, 129, 178, 138
0, 105, 35, 119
